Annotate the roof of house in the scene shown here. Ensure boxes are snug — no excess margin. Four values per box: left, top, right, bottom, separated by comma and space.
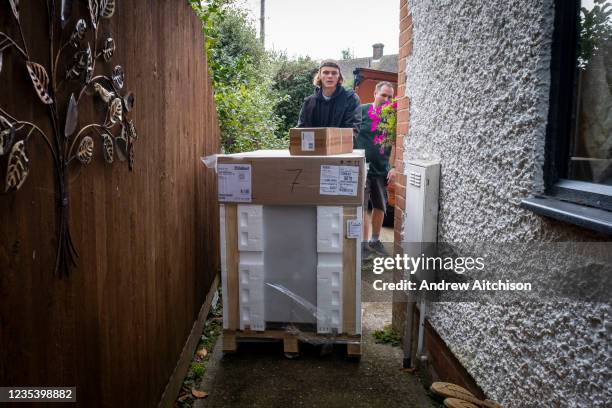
336, 54, 398, 85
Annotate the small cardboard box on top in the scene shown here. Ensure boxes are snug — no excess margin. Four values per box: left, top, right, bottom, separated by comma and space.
289, 128, 354, 156
216, 149, 365, 205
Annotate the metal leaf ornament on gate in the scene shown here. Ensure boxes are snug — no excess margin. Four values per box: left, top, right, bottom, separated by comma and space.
5, 141, 29, 192
0, 1, 138, 277
25, 62, 54, 105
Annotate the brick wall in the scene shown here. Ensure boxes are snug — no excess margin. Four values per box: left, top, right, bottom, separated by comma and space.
394, 0, 412, 244
392, 0, 412, 333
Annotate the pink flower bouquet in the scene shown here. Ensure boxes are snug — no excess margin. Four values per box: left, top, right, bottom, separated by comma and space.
368, 99, 398, 154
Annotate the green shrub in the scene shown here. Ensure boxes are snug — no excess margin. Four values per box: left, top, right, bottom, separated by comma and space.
190, 0, 287, 153
270, 54, 318, 137
372, 325, 401, 347
191, 362, 205, 379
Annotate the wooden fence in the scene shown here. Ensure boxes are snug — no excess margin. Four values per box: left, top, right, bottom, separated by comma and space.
0, 1, 220, 406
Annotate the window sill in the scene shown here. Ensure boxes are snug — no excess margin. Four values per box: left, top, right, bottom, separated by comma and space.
520, 196, 612, 236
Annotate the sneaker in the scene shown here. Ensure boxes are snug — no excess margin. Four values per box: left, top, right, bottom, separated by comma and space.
368, 240, 389, 256
361, 242, 373, 260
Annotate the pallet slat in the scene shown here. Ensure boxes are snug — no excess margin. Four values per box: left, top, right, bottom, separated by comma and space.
223, 329, 361, 343
225, 204, 240, 330
223, 329, 361, 357
342, 206, 358, 335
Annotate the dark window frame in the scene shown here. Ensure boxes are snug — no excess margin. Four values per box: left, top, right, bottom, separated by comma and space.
543, 0, 612, 212
522, 0, 612, 235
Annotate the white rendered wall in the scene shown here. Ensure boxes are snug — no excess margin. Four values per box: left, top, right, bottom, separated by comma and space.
402, 0, 610, 406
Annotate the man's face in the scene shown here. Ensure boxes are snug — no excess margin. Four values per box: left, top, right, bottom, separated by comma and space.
374, 85, 394, 107
319, 67, 340, 89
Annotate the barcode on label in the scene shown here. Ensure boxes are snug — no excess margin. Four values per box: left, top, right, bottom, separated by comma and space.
301, 131, 315, 151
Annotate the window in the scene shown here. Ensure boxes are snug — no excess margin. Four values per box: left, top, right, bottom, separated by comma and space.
548, 0, 612, 207
522, 0, 612, 234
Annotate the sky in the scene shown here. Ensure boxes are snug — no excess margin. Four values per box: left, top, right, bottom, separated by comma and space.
241, 0, 400, 61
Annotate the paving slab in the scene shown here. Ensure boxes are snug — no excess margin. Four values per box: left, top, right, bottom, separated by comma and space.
195, 299, 436, 408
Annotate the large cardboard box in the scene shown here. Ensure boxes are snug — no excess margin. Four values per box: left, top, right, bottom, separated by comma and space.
289, 128, 354, 156
216, 149, 365, 205
216, 150, 365, 354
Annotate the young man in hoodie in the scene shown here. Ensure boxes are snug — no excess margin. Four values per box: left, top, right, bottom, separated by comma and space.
297, 60, 361, 139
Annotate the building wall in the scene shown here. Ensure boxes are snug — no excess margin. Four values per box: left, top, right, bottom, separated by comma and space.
397, 0, 611, 406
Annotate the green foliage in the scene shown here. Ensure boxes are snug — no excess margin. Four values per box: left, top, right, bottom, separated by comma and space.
215, 82, 287, 152
190, 363, 205, 379
341, 48, 354, 60
377, 101, 398, 143
177, 291, 223, 407
372, 325, 401, 347
190, 0, 287, 153
343, 77, 355, 91
207, 7, 267, 85
579, 0, 612, 69
270, 54, 318, 136
370, 99, 398, 151
198, 292, 223, 353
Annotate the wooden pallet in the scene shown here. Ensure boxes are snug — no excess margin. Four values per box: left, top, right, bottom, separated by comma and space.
223, 329, 362, 357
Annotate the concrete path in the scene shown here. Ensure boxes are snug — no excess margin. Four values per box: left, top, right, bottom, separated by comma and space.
193, 235, 437, 407
195, 299, 436, 407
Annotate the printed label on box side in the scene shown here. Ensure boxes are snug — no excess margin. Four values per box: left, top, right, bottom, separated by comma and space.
301, 131, 315, 151
218, 164, 252, 202
346, 219, 362, 239
338, 166, 359, 196
320, 165, 359, 196
320, 165, 340, 195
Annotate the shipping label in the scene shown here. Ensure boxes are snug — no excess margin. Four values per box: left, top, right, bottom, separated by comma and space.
347, 219, 362, 239
320, 165, 359, 196
218, 164, 252, 202
301, 131, 315, 151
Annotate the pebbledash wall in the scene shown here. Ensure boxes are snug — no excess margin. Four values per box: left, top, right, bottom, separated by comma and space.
395, 0, 610, 407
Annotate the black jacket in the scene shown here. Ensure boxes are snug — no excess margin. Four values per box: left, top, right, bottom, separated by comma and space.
297, 85, 362, 139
